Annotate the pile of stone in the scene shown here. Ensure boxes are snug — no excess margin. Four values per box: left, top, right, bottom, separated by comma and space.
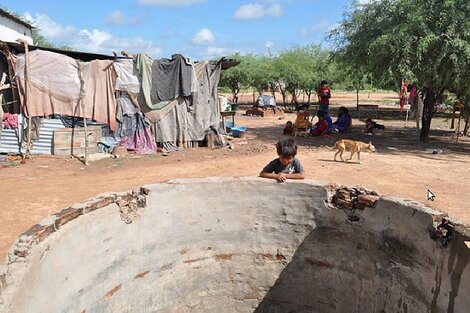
331, 186, 380, 221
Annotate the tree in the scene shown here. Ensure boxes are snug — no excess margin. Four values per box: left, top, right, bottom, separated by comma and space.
220, 53, 247, 103
331, 0, 470, 142
299, 45, 332, 105
274, 48, 307, 107
244, 54, 274, 98
341, 64, 370, 110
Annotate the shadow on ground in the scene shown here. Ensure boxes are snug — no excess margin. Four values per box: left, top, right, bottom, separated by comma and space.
244, 117, 470, 158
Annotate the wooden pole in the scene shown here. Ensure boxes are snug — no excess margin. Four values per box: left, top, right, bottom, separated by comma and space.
451, 106, 456, 129
456, 114, 461, 143
18, 40, 33, 158
76, 61, 89, 165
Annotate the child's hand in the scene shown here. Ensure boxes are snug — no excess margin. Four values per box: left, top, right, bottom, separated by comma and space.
276, 172, 287, 183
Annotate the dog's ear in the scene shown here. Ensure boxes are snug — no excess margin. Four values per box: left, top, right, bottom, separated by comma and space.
368, 141, 372, 145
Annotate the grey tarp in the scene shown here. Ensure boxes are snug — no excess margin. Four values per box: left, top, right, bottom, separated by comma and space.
154, 61, 222, 143
134, 54, 172, 111
151, 54, 193, 103
410, 94, 424, 120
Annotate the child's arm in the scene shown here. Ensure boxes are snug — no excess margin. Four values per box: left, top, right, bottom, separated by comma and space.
259, 171, 288, 182
284, 172, 305, 180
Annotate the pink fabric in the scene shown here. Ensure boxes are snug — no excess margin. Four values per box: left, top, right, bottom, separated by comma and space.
119, 126, 156, 154
2, 113, 18, 128
11, 53, 117, 131
80, 60, 117, 132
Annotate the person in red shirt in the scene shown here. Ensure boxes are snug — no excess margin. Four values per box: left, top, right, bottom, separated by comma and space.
310, 110, 329, 136
317, 80, 331, 113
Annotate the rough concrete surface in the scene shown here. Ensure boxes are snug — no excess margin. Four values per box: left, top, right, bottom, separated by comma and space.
1, 177, 469, 313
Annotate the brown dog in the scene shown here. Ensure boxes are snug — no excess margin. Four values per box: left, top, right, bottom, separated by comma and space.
334, 139, 375, 162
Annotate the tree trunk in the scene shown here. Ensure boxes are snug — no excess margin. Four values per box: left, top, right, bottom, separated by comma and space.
420, 92, 436, 142
356, 89, 360, 111
270, 83, 276, 99
464, 117, 469, 136
231, 84, 239, 103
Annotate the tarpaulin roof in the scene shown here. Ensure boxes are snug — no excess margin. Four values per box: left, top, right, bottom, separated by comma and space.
2, 41, 122, 61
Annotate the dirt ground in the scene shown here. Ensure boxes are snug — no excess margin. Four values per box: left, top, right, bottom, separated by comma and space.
1, 91, 469, 260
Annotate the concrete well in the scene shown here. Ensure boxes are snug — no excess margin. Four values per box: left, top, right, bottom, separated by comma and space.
1, 177, 469, 313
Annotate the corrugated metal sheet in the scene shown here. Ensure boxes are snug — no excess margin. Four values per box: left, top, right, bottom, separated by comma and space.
0, 115, 65, 155
0, 127, 22, 154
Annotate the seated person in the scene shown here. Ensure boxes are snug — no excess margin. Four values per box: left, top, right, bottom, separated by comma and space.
259, 138, 305, 183
323, 112, 334, 134
293, 110, 312, 134
310, 110, 328, 136
333, 106, 352, 133
283, 121, 294, 135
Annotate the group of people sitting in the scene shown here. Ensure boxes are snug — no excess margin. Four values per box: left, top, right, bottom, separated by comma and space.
283, 106, 353, 137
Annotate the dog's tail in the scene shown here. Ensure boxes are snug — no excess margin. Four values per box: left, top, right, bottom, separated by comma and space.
324, 142, 339, 150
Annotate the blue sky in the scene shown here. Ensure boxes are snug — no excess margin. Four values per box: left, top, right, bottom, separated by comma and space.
5, 0, 354, 60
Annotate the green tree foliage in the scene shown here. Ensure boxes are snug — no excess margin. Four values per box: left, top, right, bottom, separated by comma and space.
243, 54, 275, 97
220, 53, 247, 103
331, 0, 470, 142
31, 29, 56, 48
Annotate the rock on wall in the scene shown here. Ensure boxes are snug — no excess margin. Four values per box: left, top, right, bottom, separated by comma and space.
0, 178, 469, 313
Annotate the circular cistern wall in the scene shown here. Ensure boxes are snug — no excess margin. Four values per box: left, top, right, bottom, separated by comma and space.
1, 177, 470, 313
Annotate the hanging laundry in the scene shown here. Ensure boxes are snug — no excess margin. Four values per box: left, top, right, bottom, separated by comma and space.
118, 114, 156, 154
13, 50, 81, 116
151, 54, 193, 103
113, 59, 140, 94
2, 112, 18, 128
115, 91, 156, 154
13, 50, 118, 131
79, 60, 117, 132
399, 78, 407, 113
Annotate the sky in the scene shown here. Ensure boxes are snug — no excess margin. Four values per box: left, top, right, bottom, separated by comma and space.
3, 0, 355, 60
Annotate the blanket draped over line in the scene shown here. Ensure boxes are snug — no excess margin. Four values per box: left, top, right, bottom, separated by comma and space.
150, 54, 193, 103
13, 50, 117, 131
154, 60, 222, 143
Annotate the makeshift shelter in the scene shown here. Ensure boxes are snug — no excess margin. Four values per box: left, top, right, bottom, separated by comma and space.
1, 40, 234, 156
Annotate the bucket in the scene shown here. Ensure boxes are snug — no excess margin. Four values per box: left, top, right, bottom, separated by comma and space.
230, 103, 240, 111
231, 126, 247, 138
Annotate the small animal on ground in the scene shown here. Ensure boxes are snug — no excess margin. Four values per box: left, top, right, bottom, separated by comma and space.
334, 139, 376, 163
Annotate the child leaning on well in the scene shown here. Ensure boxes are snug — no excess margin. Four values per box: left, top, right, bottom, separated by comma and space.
259, 139, 305, 183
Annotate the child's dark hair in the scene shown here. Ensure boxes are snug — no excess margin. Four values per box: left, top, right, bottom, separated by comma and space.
316, 110, 324, 118
276, 139, 297, 157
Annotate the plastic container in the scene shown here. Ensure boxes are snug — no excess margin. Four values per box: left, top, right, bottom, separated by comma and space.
225, 121, 234, 132
231, 126, 247, 138
230, 103, 240, 111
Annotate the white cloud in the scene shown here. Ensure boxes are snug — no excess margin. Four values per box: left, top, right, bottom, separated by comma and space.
24, 12, 162, 57
23, 12, 76, 41
138, 0, 206, 6
206, 46, 227, 58
192, 28, 215, 45
300, 19, 331, 37
234, 3, 283, 20
105, 10, 144, 26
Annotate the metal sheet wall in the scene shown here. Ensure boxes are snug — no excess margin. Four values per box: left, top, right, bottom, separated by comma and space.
0, 115, 65, 154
